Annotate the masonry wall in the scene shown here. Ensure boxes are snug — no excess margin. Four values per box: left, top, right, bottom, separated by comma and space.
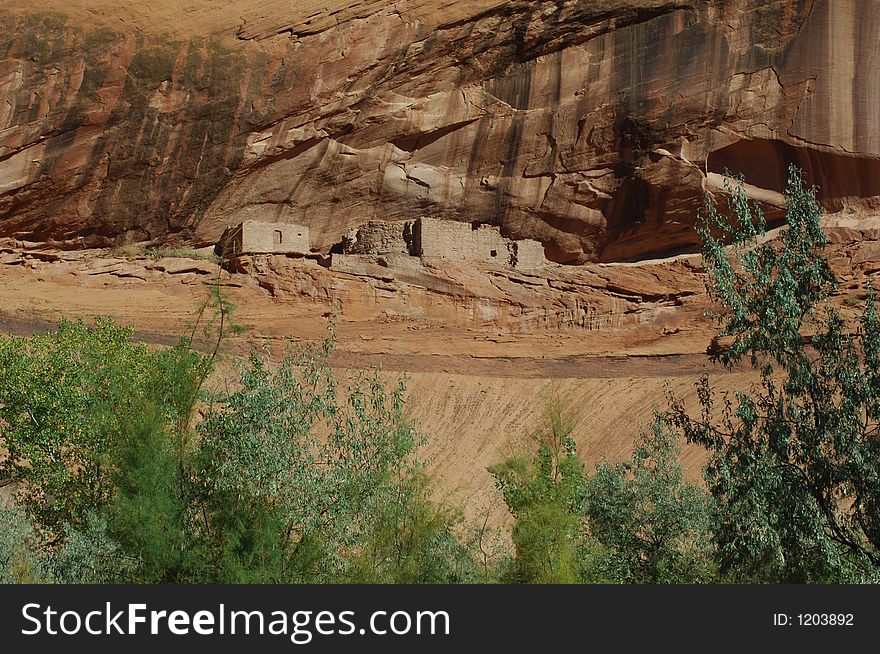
342, 220, 415, 255
335, 216, 548, 269
416, 218, 510, 264
239, 220, 310, 254
509, 239, 547, 269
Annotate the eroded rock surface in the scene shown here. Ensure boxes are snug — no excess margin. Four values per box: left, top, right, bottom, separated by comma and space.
236, 251, 704, 332
2, 0, 880, 262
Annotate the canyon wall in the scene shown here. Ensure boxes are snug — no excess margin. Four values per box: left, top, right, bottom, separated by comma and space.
2, 0, 879, 262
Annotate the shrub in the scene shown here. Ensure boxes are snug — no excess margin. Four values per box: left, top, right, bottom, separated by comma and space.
583, 414, 716, 583
196, 332, 474, 583
490, 401, 594, 583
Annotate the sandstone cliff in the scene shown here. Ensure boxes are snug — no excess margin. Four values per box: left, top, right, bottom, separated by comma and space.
2, 0, 879, 262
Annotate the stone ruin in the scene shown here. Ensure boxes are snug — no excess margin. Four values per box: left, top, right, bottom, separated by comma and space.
339, 217, 547, 269
216, 219, 310, 257
341, 220, 416, 256
417, 218, 548, 269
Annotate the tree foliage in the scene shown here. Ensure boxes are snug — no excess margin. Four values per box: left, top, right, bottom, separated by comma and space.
492, 404, 715, 584
666, 166, 880, 582
0, 292, 472, 583
0, 318, 160, 537
584, 414, 715, 583
195, 331, 473, 583
489, 401, 589, 583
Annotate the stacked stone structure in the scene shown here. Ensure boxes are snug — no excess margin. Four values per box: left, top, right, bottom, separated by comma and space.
217, 220, 310, 256
339, 217, 547, 269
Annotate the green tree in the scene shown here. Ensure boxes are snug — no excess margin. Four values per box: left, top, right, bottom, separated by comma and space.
0, 317, 163, 537
195, 329, 473, 583
0, 306, 470, 583
0, 284, 243, 583
105, 345, 206, 582
583, 413, 715, 583
666, 166, 880, 582
490, 402, 592, 583
100, 283, 235, 583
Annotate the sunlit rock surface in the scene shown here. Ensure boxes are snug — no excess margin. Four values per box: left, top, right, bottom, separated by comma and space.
2, 0, 879, 262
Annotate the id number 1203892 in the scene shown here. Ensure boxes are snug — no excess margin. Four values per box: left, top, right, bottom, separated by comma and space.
773, 613, 854, 627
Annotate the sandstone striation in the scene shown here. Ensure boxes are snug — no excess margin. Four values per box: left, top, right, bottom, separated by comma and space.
242, 249, 704, 332
2, 1, 880, 263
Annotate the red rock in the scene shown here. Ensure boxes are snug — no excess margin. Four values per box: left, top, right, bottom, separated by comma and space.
852, 241, 880, 265
144, 258, 219, 275
1, 1, 880, 263
825, 227, 862, 245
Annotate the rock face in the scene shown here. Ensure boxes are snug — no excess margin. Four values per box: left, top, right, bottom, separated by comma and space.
2, 0, 880, 262
239, 251, 706, 333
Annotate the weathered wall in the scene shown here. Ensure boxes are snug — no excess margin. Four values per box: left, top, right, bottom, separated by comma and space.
2, 1, 880, 261
340, 216, 549, 268
415, 217, 548, 269
418, 218, 509, 265
512, 240, 548, 269
342, 220, 415, 255
239, 220, 309, 254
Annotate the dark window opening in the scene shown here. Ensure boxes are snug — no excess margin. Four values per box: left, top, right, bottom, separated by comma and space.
471, 221, 480, 231
490, 249, 497, 257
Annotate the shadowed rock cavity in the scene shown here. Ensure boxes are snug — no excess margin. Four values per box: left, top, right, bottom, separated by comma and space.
708, 138, 880, 211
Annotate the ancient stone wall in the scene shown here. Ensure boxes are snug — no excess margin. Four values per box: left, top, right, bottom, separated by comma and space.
338, 216, 548, 268
415, 218, 547, 269
416, 218, 508, 264
510, 239, 547, 269
342, 220, 415, 255
221, 220, 310, 255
